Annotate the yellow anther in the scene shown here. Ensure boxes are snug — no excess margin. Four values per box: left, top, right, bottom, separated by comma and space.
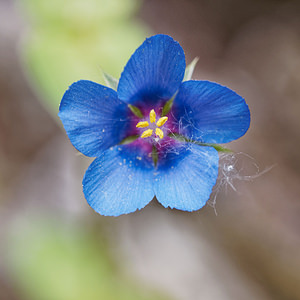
141, 129, 153, 138
149, 109, 156, 123
156, 116, 168, 127
136, 121, 149, 128
155, 128, 164, 139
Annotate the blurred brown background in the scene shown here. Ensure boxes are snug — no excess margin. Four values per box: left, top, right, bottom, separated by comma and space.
1, 0, 300, 299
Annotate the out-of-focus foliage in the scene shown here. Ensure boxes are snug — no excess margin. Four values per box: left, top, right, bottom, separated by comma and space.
6, 218, 168, 300
20, 0, 148, 115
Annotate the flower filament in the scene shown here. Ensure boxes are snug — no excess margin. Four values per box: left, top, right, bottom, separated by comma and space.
136, 109, 168, 140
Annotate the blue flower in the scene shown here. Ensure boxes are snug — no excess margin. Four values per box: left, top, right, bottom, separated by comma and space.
58, 34, 250, 216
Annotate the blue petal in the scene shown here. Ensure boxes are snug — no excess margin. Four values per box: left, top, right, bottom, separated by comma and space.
59, 80, 129, 157
173, 80, 250, 143
154, 144, 219, 211
118, 34, 186, 104
83, 146, 154, 216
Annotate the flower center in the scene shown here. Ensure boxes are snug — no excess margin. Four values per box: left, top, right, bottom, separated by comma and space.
136, 109, 168, 140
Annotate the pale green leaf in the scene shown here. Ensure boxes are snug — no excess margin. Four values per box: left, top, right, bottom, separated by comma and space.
128, 104, 144, 118
183, 57, 199, 81
161, 96, 174, 116
102, 71, 118, 90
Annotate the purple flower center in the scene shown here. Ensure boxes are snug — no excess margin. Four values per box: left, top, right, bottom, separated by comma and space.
123, 104, 182, 165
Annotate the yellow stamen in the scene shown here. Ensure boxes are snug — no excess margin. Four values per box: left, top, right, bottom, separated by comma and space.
149, 109, 156, 123
156, 116, 168, 127
155, 128, 164, 139
136, 121, 149, 128
141, 129, 153, 138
